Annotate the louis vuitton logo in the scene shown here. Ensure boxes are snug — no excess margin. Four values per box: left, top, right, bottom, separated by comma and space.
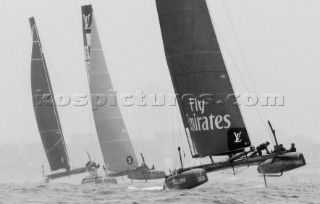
127, 156, 133, 164
83, 14, 91, 29
234, 132, 242, 143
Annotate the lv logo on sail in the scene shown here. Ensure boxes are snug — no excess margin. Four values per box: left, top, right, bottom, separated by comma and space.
234, 132, 242, 143
83, 14, 91, 29
126, 156, 133, 164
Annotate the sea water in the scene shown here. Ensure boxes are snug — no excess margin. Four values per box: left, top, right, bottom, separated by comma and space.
0, 172, 319, 203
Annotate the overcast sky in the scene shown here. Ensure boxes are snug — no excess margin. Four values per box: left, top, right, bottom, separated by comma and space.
0, 0, 320, 167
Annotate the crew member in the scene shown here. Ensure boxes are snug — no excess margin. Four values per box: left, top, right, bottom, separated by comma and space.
272, 145, 279, 153
256, 141, 270, 156
151, 165, 155, 170
86, 161, 92, 169
279, 144, 286, 152
287, 143, 296, 152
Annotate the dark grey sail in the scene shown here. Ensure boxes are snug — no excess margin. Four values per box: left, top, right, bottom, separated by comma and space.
81, 5, 139, 172
156, 0, 251, 157
30, 17, 70, 171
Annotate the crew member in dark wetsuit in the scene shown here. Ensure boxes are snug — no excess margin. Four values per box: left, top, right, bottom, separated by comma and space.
245, 146, 256, 157
271, 145, 279, 153
85, 161, 100, 171
279, 144, 286, 152
249, 145, 256, 152
86, 161, 91, 169
256, 141, 270, 156
287, 143, 296, 152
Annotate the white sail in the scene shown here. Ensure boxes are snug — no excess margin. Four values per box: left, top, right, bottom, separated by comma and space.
81, 5, 139, 172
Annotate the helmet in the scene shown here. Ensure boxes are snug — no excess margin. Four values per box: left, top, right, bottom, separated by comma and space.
266, 141, 270, 145
291, 143, 295, 146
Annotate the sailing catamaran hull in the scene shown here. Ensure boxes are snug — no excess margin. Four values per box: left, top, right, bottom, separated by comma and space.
46, 171, 89, 184
257, 152, 306, 174
164, 168, 208, 190
127, 170, 166, 181
164, 152, 306, 189
46, 167, 87, 179
81, 169, 117, 184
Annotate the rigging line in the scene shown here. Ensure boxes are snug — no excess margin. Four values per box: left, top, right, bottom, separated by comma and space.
220, 0, 274, 142
176, 107, 183, 154
208, 4, 274, 144
176, 105, 186, 161
171, 105, 177, 170
206, 0, 252, 142
174, 105, 184, 163
221, 0, 270, 121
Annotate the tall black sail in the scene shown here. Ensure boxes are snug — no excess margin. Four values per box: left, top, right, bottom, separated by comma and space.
30, 17, 70, 171
156, 0, 251, 157
81, 5, 139, 172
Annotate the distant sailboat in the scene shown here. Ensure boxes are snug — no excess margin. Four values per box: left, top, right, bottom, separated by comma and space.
155, 0, 306, 189
81, 5, 165, 182
30, 17, 87, 181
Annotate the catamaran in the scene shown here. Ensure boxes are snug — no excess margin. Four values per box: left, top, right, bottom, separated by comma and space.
30, 17, 90, 182
80, 4, 165, 182
155, 0, 306, 189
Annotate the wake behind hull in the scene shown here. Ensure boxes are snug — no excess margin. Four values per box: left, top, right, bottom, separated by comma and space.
128, 170, 166, 181
81, 175, 117, 185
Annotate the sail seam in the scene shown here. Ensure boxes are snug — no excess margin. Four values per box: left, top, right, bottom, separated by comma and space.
40, 129, 59, 134
100, 139, 130, 144
95, 117, 122, 121
89, 71, 109, 74
158, 8, 207, 14
167, 51, 220, 58
174, 70, 226, 76
44, 137, 62, 152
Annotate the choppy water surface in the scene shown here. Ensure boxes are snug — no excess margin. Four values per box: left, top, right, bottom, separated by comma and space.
0, 175, 319, 204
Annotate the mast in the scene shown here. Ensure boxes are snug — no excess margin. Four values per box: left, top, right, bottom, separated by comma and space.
156, 0, 251, 158
268, 121, 280, 149
81, 5, 139, 172
140, 153, 146, 167
178, 147, 184, 169
30, 17, 70, 171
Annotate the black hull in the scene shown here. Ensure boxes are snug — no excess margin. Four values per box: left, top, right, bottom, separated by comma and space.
164, 168, 208, 190
257, 152, 306, 174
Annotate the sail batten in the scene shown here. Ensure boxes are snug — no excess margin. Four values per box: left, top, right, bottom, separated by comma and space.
30, 17, 70, 171
156, 0, 251, 157
81, 5, 139, 172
